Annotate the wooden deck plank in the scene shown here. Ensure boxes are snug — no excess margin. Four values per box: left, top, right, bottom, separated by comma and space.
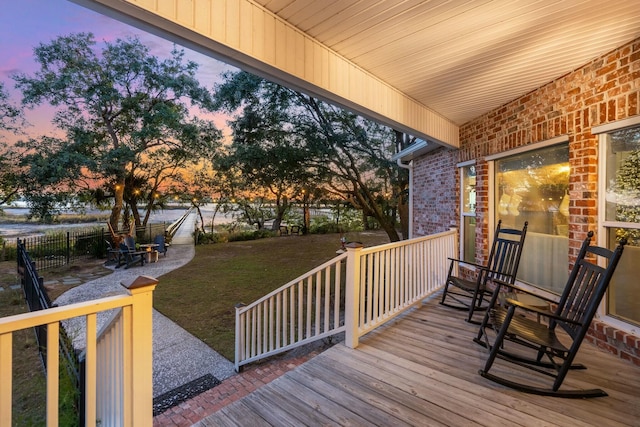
241, 387, 310, 427
402, 304, 640, 396
255, 378, 337, 426
274, 375, 374, 426
297, 362, 420, 426
211, 400, 271, 427
318, 346, 536, 427
306, 355, 454, 427
286, 364, 414, 426
326, 343, 566, 427
198, 297, 640, 426
381, 306, 640, 426
373, 305, 640, 426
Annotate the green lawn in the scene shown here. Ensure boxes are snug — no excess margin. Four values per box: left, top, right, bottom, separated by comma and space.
154, 231, 390, 360
0, 287, 47, 425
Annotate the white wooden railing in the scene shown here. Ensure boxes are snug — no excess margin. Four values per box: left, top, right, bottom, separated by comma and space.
235, 229, 457, 370
235, 252, 349, 371
345, 229, 457, 345
0, 276, 157, 427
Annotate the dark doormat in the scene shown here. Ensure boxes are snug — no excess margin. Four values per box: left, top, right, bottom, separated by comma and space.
153, 373, 221, 416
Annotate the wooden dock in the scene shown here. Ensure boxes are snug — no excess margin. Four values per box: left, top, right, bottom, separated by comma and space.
195, 296, 640, 426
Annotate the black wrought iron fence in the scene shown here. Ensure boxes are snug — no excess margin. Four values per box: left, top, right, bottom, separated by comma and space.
17, 240, 83, 425
116, 222, 168, 243
12, 222, 167, 270
18, 229, 106, 270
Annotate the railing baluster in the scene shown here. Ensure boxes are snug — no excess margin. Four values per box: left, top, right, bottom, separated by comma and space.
0, 333, 12, 427
267, 298, 275, 351
47, 322, 60, 426
306, 277, 312, 338
289, 286, 297, 344
275, 293, 281, 350
85, 313, 97, 427
324, 267, 330, 333
297, 281, 303, 342
315, 271, 321, 336
373, 252, 380, 323
334, 262, 341, 329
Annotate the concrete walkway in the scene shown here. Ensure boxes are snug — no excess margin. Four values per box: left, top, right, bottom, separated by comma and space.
54, 211, 235, 409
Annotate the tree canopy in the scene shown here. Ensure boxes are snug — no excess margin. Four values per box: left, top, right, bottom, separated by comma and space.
0, 82, 25, 206
213, 71, 408, 241
13, 33, 222, 229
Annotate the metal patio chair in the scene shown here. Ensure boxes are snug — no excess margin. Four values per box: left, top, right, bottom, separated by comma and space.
476, 231, 626, 398
440, 220, 528, 322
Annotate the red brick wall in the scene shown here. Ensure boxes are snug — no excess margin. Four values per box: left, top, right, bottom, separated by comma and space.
412, 146, 458, 236
413, 37, 640, 363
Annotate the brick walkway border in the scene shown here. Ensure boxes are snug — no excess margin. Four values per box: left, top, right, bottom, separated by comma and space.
153, 349, 322, 426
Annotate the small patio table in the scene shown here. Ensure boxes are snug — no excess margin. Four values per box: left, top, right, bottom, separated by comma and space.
139, 243, 160, 263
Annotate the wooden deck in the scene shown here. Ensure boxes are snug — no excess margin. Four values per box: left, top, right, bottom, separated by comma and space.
195, 295, 640, 426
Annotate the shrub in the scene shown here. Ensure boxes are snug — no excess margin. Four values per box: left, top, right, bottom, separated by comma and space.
195, 231, 228, 244
309, 216, 339, 234
227, 229, 275, 242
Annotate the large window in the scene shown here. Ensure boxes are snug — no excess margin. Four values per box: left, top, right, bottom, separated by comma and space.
460, 163, 476, 263
600, 124, 640, 328
493, 143, 569, 293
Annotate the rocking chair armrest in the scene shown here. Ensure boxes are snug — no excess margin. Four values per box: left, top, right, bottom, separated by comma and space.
447, 257, 486, 270
493, 279, 559, 304
503, 298, 583, 326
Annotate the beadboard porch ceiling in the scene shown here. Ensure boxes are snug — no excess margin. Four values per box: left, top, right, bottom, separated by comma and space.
79, 0, 640, 146
254, 0, 640, 126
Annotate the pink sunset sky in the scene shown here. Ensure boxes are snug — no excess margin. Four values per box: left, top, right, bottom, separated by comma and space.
0, 0, 236, 143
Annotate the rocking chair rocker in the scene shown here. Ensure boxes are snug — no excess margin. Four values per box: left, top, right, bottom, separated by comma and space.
440, 220, 528, 322
476, 231, 626, 398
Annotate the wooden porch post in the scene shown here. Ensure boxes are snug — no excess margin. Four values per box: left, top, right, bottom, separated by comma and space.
121, 276, 157, 427
344, 243, 364, 349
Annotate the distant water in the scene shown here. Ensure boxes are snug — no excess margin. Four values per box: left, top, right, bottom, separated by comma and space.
0, 204, 235, 239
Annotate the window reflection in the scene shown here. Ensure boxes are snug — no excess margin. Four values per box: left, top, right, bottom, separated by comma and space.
604, 125, 640, 326
461, 165, 476, 263
495, 144, 569, 292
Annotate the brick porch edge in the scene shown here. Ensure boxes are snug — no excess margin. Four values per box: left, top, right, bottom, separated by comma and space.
153, 349, 322, 427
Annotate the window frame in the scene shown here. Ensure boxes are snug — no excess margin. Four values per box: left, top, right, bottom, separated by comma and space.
595, 115, 640, 336
486, 135, 569, 300
457, 160, 476, 262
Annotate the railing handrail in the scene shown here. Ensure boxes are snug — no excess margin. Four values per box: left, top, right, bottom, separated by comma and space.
166, 207, 193, 238
0, 294, 132, 334
236, 252, 348, 314
359, 229, 456, 256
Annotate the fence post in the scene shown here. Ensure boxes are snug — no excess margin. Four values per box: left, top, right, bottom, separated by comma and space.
344, 242, 364, 349
121, 275, 157, 427
66, 232, 70, 266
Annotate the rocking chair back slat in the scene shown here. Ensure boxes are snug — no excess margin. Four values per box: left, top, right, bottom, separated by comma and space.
555, 243, 613, 339
441, 220, 528, 322
488, 236, 523, 283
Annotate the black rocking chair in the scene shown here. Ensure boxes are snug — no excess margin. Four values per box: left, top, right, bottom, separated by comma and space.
440, 220, 528, 322
476, 231, 626, 398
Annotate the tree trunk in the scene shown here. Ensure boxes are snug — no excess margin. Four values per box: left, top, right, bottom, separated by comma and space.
398, 195, 409, 239
378, 216, 400, 242
131, 201, 142, 227
271, 196, 288, 231
109, 180, 125, 234
196, 205, 206, 233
